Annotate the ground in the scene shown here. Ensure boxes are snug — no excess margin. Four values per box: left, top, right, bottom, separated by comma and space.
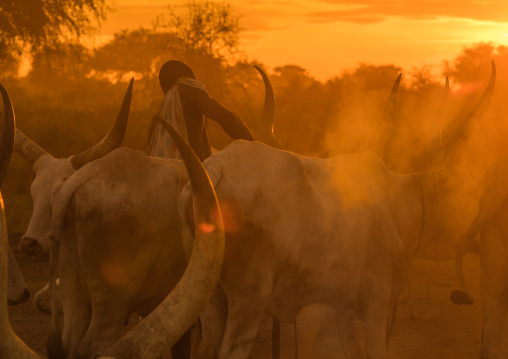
8, 236, 507, 358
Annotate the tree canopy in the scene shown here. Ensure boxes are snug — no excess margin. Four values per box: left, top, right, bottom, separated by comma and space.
155, 0, 242, 61
0, 0, 107, 66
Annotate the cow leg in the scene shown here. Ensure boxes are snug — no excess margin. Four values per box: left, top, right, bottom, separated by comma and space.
480, 223, 508, 359
195, 285, 228, 358
60, 279, 91, 359
78, 299, 130, 358
364, 297, 390, 359
404, 275, 416, 319
217, 300, 264, 359
171, 328, 192, 359
362, 268, 394, 359
480, 293, 508, 359
387, 259, 413, 340
334, 306, 363, 359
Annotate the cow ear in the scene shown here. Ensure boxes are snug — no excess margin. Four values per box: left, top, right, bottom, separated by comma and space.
442, 61, 495, 166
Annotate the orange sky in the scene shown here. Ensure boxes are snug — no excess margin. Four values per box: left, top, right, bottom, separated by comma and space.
100, 0, 508, 80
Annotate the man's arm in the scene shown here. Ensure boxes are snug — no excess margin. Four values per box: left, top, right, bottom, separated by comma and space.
181, 86, 254, 141
198, 96, 254, 141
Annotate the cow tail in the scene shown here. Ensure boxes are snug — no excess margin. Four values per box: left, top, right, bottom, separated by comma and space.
450, 227, 478, 305
46, 165, 96, 358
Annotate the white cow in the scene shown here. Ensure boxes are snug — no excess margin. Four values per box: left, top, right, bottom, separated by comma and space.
177, 139, 424, 359
44, 147, 193, 358
176, 64, 496, 359
0, 111, 226, 359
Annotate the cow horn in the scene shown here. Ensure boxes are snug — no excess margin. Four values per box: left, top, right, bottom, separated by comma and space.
0, 84, 15, 186
70, 78, 134, 169
380, 73, 402, 161
7, 88, 52, 167
254, 65, 282, 149
411, 76, 450, 167
434, 76, 450, 152
442, 61, 495, 159
436, 76, 450, 122
101, 116, 224, 359
254, 65, 274, 134
0, 195, 41, 358
13, 129, 52, 166
384, 72, 402, 118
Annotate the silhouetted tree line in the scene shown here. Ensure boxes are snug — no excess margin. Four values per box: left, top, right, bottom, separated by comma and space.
1, 0, 508, 236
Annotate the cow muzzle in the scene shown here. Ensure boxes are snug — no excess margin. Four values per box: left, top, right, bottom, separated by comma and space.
19, 236, 44, 256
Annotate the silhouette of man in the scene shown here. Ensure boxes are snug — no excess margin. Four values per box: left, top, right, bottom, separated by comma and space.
148, 60, 254, 160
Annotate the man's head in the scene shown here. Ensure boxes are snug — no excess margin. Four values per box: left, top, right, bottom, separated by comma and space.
159, 60, 196, 94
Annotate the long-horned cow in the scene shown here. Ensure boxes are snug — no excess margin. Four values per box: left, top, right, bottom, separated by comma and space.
0, 96, 226, 359
409, 63, 496, 275
451, 154, 508, 358
175, 63, 496, 359
177, 138, 424, 359
45, 147, 193, 358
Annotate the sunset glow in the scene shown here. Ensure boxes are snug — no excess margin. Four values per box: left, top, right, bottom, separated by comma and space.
101, 0, 508, 80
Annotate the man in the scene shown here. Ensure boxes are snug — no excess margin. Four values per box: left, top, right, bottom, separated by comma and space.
149, 60, 254, 160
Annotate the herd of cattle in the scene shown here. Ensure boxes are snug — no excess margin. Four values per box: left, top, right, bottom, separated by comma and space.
0, 62, 507, 359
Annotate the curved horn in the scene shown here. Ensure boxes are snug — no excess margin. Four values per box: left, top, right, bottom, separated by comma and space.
8, 88, 52, 167
14, 130, 52, 167
0, 84, 15, 186
436, 76, 450, 151
0, 194, 41, 358
101, 116, 224, 358
436, 76, 450, 119
442, 61, 495, 159
254, 65, 274, 133
254, 65, 282, 149
71, 78, 134, 169
380, 73, 402, 161
384, 73, 402, 118
413, 76, 450, 166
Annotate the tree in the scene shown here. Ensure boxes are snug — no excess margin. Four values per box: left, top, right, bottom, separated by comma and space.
443, 42, 508, 84
0, 0, 107, 61
91, 29, 185, 84
155, 0, 242, 61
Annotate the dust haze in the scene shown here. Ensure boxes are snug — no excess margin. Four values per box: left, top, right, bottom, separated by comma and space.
2, 1, 508, 358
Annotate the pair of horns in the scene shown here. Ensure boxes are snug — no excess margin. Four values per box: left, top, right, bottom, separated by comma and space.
14, 78, 134, 170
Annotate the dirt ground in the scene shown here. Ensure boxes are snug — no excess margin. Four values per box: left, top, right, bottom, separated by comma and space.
8, 235, 507, 359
